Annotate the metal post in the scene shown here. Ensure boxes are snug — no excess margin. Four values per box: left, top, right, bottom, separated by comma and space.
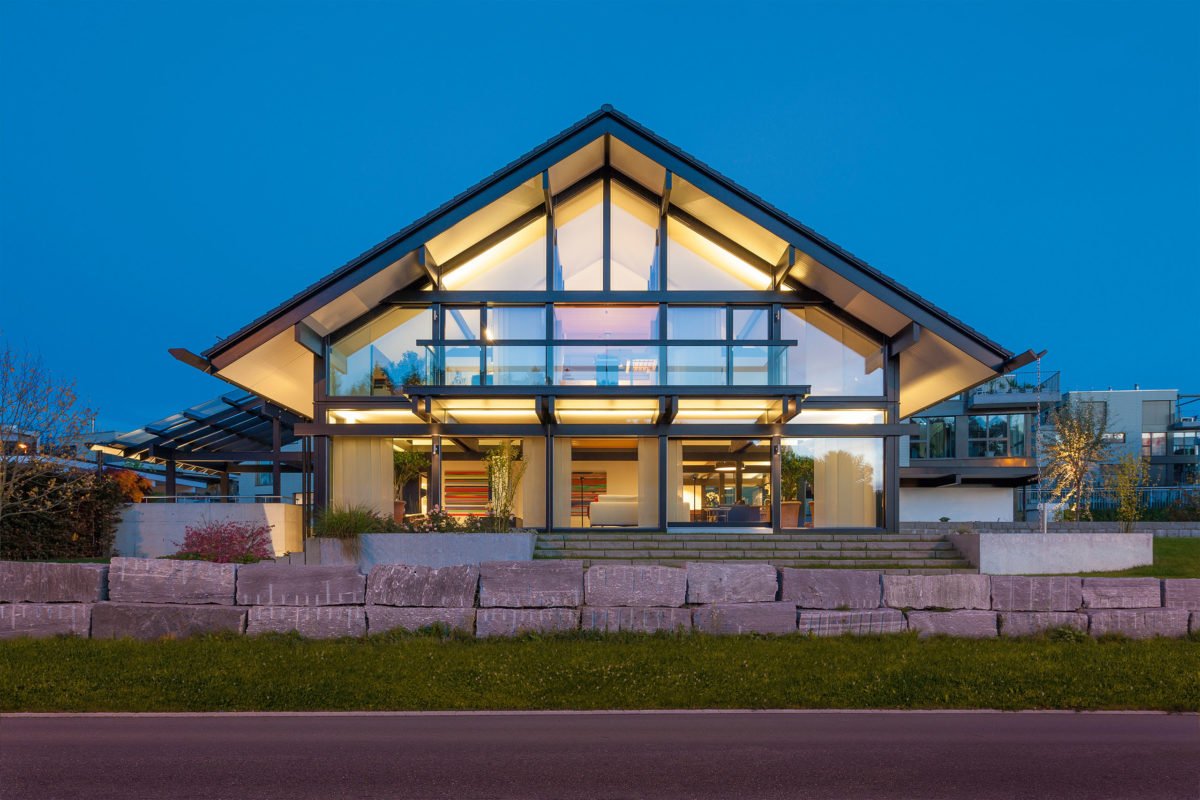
165, 458, 177, 501
657, 435, 668, 531
271, 418, 282, 499
428, 435, 443, 510
770, 436, 782, 534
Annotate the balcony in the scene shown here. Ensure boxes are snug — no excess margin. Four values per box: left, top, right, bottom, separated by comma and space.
968, 370, 1060, 410
1170, 394, 1199, 429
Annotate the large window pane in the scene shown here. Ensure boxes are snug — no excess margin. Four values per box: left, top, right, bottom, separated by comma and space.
554, 345, 658, 386
779, 307, 883, 395
781, 438, 883, 528
555, 182, 603, 290
329, 307, 432, 396
733, 307, 768, 340
553, 305, 658, 339
444, 308, 481, 340
610, 182, 659, 290
487, 346, 546, 386
666, 218, 771, 290
489, 306, 545, 340
441, 216, 547, 291
667, 346, 726, 386
668, 306, 724, 339
671, 439, 771, 526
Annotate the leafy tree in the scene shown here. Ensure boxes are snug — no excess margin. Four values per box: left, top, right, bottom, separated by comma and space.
1040, 400, 1113, 521
1105, 454, 1148, 533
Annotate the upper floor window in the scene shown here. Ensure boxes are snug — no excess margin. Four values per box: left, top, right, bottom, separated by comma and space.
968, 414, 1026, 457
1141, 432, 1167, 457
1170, 432, 1198, 456
779, 307, 883, 396
910, 416, 956, 459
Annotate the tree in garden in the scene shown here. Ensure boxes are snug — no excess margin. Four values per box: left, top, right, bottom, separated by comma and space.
0, 340, 98, 526
1105, 453, 1148, 533
485, 439, 527, 532
1040, 400, 1113, 521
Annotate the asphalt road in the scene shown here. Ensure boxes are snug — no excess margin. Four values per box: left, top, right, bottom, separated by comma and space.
2, 711, 1197, 800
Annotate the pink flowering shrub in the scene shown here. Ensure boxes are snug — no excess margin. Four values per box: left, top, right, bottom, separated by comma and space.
172, 519, 274, 563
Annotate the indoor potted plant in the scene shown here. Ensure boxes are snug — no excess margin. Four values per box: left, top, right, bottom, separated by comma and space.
393, 449, 430, 522
780, 449, 813, 528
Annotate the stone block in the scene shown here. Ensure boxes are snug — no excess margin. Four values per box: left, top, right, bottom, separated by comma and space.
998, 612, 1089, 637
246, 606, 367, 638
366, 606, 475, 635
907, 611, 998, 638
584, 565, 686, 607
0, 561, 107, 603
1162, 579, 1200, 610
1192, 612, 1199, 635
236, 564, 365, 606
108, 557, 235, 605
797, 609, 905, 636
1081, 578, 1161, 609
882, 575, 990, 610
475, 608, 579, 638
1087, 609, 1190, 639
581, 607, 692, 633
91, 602, 245, 640
692, 602, 796, 635
780, 569, 881, 609
0, 603, 92, 638
990, 576, 1082, 612
478, 561, 583, 608
366, 564, 478, 608
685, 563, 778, 604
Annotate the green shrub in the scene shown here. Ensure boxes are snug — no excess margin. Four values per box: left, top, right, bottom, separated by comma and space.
312, 505, 397, 538
0, 470, 124, 560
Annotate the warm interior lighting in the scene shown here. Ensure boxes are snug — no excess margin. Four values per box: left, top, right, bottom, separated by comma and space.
715, 461, 736, 472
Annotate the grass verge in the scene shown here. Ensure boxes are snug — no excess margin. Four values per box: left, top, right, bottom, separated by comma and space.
1, 630, 1196, 713
1069, 537, 1200, 578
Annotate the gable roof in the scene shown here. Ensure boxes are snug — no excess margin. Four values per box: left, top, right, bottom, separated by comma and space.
180, 106, 1033, 418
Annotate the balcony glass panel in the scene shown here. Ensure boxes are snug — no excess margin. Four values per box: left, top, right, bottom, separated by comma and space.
554, 345, 659, 386
553, 305, 658, 339
555, 181, 603, 291
778, 307, 883, 395
442, 345, 482, 386
487, 346, 547, 386
440, 215, 547, 291
667, 306, 724, 339
667, 346, 726, 386
489, 305, 545, 340
329, 307, 432, 396
666, 218, 772, 291
731, 345, 769, 385
610, 182, 659, 290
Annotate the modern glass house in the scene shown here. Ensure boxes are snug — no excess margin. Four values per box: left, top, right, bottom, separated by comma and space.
172, 107, 1035, 534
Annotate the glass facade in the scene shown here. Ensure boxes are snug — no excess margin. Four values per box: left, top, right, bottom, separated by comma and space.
780, 438, 884, 528
967, 414, 1026, 457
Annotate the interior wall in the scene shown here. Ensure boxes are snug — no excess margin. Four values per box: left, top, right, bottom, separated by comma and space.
814, 450, 875, 527
637, 438, 659, 527
552, 438, 573, 528
330, 437, 393, 516
666, 440, 688, 523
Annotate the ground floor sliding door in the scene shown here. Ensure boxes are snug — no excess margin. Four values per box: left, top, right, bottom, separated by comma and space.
551, 438, 659, 529
324, 433, 888, 532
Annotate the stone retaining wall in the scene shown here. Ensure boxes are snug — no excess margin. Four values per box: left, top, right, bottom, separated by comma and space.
1, 559, 1197, 641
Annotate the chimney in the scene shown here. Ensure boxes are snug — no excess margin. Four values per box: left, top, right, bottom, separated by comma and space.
1134, 384, 1140, 391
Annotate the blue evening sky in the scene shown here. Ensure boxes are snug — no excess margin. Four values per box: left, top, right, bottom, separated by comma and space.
2, 1, 1197, 431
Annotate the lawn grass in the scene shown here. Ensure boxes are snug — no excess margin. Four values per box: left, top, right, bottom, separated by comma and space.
1069, 537, 1200, 578
1, 630, 1196, 713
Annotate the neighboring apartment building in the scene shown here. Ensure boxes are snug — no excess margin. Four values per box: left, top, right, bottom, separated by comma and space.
900, 370, 1059, 522
1061, 388, 1200, 487
166, 107, 1036, 533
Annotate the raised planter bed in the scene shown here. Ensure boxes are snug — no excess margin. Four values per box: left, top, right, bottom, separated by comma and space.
948, 532, 1153, 575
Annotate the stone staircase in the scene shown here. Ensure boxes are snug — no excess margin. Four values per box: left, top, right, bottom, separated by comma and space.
534, 531, 976, 574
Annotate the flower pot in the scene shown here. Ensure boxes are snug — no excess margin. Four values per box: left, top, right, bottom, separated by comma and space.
780, 501, 802, 529
393, 500, 407, 522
